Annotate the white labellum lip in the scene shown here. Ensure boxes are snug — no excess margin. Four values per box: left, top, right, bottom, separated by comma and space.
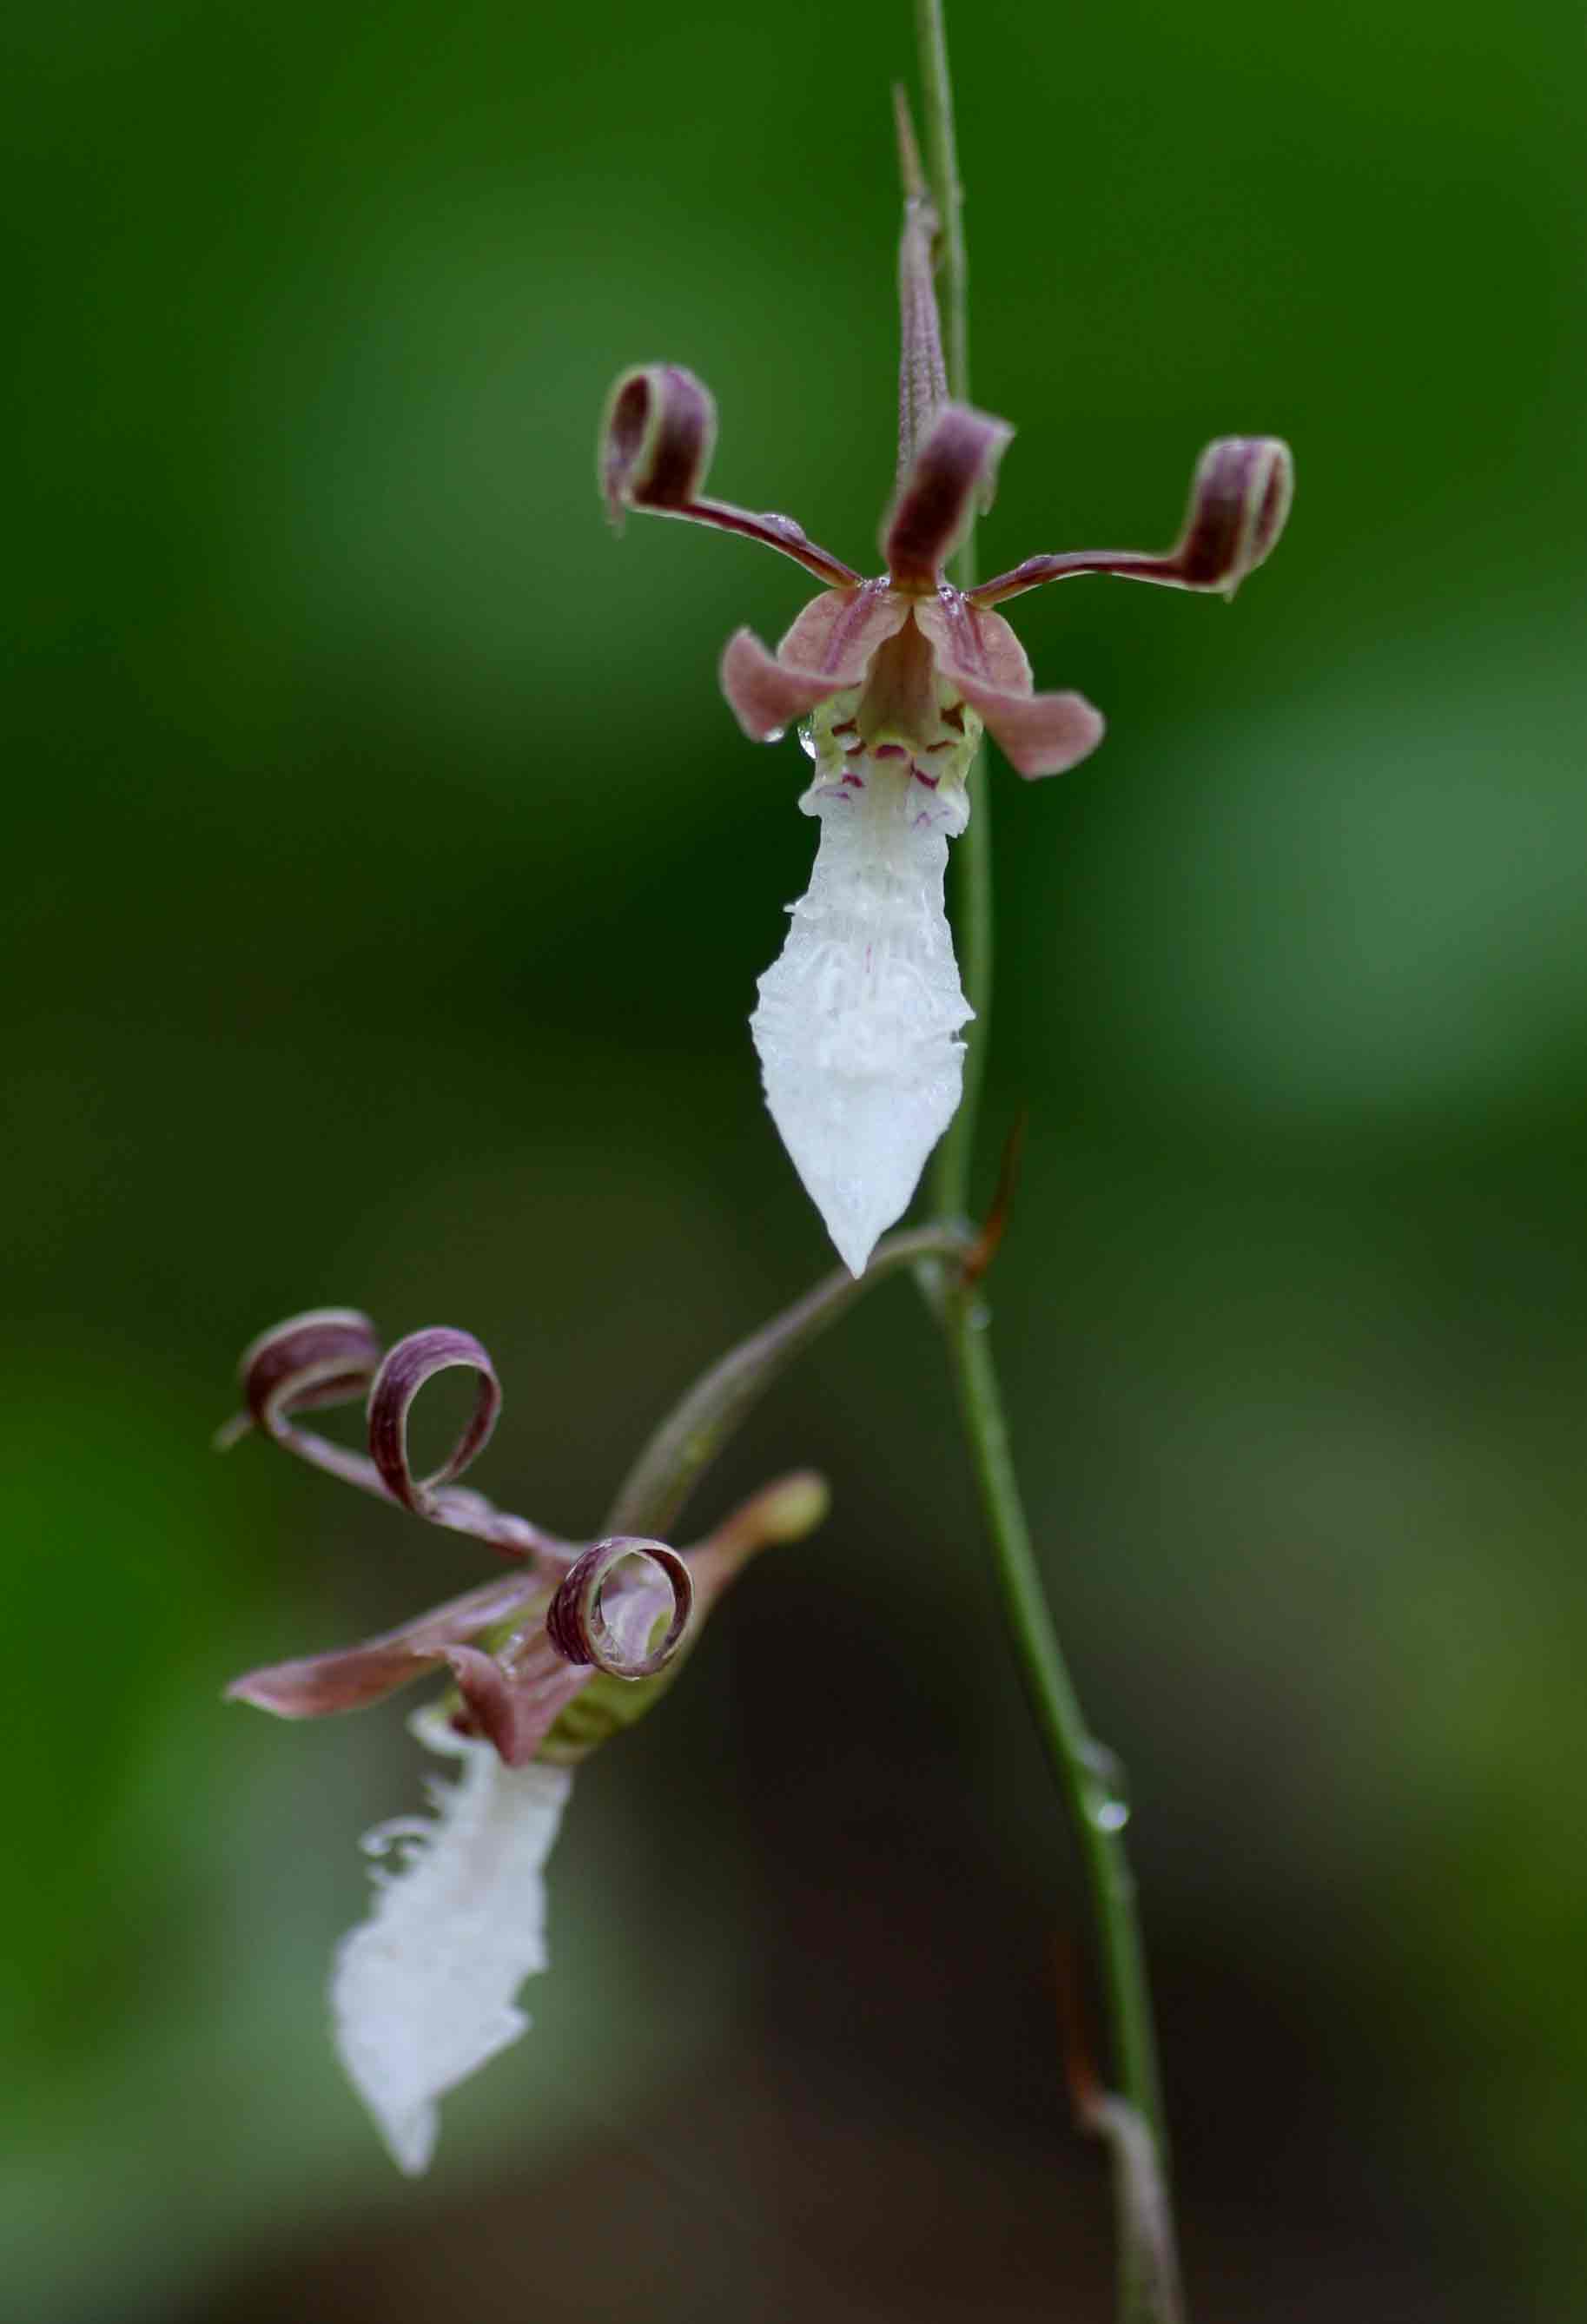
751, 756, 973, 1276
330, 1711, 572, 2175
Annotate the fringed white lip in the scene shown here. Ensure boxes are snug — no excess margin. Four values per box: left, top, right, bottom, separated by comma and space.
331, 1711, 573, 2175
751, 756, 972, 1276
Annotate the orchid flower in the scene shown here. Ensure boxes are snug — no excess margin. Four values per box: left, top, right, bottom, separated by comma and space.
601, 107, 1292, 1277
221, 1308, 829, 2174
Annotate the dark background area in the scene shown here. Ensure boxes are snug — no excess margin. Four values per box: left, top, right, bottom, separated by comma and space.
5, 0, 1584, 2316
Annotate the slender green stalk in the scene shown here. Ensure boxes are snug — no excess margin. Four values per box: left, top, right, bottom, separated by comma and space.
605, 1221, 971, 1541
944, 1315, 1166, 2142
913, 2, 1175, 2303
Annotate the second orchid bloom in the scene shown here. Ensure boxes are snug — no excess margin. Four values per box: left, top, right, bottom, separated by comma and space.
601, 128, 1292, 1274
222, 1308, 829, 2173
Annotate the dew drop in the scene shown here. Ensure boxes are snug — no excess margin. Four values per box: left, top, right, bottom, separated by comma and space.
797, 717, 817, 760
1079, 1738, 1131, 1833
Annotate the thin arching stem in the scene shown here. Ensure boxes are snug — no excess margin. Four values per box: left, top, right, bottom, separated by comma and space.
605, 1222, 972, 1541
912, 2, 1177, 2308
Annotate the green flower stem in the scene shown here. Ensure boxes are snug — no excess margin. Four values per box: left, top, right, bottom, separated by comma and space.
605, 1222, 971, 1542
913, 0, 1175, 2285
943, 1308, 1166, 2146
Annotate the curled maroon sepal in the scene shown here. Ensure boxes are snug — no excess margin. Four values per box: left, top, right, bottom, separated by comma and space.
600, 362, 716, 522
367, 1327, 501, 1520
883, 404, 1012, 587
220, 1307, 383, 1447
545, 1537, 693, 1680
218, 1309, 569, 1565
969, 434, 1295, 608
1167, 435, 1293, 595
598, 363, 861, 588
225, 1570, 543, 1718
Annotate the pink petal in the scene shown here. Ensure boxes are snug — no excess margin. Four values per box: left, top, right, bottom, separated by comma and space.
954, 685, 1105, 780
720, 629, 843, 742
719, 583, 911, 742
224, 1572, 543, 1718
443, 1646, 592, 1768
916, 597, 1105, 779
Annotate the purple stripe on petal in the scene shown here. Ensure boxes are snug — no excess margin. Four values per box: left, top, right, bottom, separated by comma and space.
916, 598, 1106, 779
777, 581, 914, 683
720, 584, 911, 742
915, 593, 1033, 690
367, 1328, 501, 1518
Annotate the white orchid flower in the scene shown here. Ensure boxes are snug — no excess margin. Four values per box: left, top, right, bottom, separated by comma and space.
600, 135, 1291, 1274
222, 1311, 827, 2172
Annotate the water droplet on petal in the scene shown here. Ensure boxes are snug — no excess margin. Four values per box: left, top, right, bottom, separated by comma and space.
797, 717, 817, 760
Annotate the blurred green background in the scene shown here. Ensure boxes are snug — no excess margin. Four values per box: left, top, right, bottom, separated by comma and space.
5, 0, 1584, 2315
